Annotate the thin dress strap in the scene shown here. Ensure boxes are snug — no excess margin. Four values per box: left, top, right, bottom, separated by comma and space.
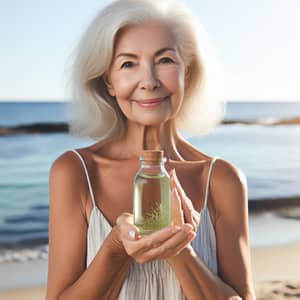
203, 157, 219, 209
69, 149, 96, 208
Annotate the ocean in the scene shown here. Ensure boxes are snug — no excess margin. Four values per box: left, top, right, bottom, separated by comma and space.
0, 101, 300, 258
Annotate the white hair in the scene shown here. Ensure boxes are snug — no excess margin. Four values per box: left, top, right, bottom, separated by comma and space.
67, 0, 227, 140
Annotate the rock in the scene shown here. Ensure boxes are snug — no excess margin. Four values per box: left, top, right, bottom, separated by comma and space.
0, 122, 69, 136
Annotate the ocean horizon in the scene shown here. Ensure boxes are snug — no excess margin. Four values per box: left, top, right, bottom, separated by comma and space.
1, 101, 300, 127
0, 101, 300, 256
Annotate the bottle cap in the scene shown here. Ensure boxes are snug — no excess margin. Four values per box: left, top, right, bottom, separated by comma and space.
141, 150, 164, 162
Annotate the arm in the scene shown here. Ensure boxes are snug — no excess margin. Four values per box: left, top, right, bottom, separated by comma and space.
46, 152, 131, 300
167, 159, 256, 300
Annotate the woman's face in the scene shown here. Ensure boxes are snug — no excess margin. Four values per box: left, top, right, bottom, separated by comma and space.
105, 22, 187, 127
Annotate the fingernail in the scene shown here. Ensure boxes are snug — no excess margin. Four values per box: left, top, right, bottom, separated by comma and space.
129, 230, 136, 239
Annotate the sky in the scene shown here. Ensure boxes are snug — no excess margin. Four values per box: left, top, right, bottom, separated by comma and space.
1, 0, 299, 102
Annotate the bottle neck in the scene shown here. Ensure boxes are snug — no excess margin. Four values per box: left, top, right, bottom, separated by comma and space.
140, 158, 166, 169
139, 158, 167, 175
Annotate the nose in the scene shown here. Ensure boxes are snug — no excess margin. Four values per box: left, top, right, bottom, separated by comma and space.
139, 64, 160, 90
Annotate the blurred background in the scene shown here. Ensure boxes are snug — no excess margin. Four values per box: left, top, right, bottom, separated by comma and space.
0, 0, 299, 298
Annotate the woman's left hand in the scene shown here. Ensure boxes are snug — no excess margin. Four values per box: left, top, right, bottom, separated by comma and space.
169, 169, 201, 233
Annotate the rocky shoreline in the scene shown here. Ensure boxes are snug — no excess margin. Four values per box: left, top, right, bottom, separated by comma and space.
248, 196, 300, 214
0, 122, 68, 135
222, 116, 300, 126
1, 117, 300, 136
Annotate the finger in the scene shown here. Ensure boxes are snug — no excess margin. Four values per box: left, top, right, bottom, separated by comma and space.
145, 225, 195, 260
124, 225, 181, 256
169, 231, 196, 257
165, 230, 196, 258
170, 169, 187, 200
171, 169, 197, 229
191, 211, 201, 231
119, 223, 141, 241
137, 225, 181, 249
171, 188, 184, 226
170, 172, 193, 213
116, 212, 133, 225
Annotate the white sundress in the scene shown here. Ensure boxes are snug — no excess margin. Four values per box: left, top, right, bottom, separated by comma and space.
70, 149, 218, 300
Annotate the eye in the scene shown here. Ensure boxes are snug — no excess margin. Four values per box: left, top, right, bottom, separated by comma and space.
159, 57, 174, 64
121, 61, 134, 69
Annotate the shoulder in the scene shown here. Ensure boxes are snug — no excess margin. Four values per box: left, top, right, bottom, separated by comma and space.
49, 150, 90, 223
210, 158, 248, 217
212, 158, 247, 187
50, 150, 84, 180
49, 150, 89, 205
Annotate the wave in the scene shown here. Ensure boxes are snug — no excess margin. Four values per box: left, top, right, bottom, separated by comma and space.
0, 244, 48, 263
0, 195, 299, 263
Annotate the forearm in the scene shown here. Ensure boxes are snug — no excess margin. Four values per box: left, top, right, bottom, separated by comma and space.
58, 241, 131, 300
167, 247, 242, 300
103, 256, 132, 300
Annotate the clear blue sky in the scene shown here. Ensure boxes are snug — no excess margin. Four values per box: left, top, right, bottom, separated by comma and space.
1, 0, 299, 101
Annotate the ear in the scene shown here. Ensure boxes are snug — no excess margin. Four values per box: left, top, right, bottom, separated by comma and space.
103, 73, 116, 97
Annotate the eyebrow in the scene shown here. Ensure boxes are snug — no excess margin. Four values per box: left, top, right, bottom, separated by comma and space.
115, 47, 176, 59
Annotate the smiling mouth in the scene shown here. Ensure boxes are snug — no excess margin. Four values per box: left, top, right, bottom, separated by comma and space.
133, 96, 169, 108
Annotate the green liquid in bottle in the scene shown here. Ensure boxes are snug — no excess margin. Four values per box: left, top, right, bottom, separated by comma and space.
133, 164, 171, 235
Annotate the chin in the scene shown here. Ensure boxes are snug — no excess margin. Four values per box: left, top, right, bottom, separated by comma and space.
136, 116, 170, 127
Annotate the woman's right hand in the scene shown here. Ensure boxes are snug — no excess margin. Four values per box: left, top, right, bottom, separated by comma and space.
110, 212, 195, 264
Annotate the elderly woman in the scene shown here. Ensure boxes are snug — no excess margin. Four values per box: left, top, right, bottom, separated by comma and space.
46, 0, 255, 299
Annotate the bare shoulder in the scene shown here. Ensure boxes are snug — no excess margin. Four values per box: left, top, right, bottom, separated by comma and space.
210, 158, 248, 216
50, 150, 84, 182
213, 158, 247, 186
49, 150, 88, 212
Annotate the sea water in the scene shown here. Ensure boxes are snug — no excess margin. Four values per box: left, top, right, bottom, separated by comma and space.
1, 101, 300, 256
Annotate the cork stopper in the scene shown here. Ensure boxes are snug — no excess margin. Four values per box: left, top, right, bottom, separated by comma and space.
141, 150, 164, 162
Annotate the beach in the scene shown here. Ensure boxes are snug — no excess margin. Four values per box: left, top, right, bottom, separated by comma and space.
1, 102, 300, 299
0, 259, 47, 300
252, 242, 300, 299
1, 242, 300, 299
1, 211, 300, 300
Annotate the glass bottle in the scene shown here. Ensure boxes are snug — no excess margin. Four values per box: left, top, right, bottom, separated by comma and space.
133, 150, 171, 235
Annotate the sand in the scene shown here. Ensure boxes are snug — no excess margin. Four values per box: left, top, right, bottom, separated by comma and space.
251, 242, 300, 299
1, 242, 300, 299
0, 287, 46, 300
251, 242, 300, 281
1, 213, 300, 300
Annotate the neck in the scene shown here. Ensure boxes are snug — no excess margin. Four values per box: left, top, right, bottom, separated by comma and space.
118, 119, 184, 160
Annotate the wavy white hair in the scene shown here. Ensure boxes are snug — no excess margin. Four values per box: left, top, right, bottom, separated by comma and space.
67, 0, 227, 140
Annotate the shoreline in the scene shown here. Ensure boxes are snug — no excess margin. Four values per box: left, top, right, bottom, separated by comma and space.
1, 241, 300, 299
248, 196, 300, 213
1, 204, 300, 263
0, 259, 47, 291
1, 208, 300, 298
